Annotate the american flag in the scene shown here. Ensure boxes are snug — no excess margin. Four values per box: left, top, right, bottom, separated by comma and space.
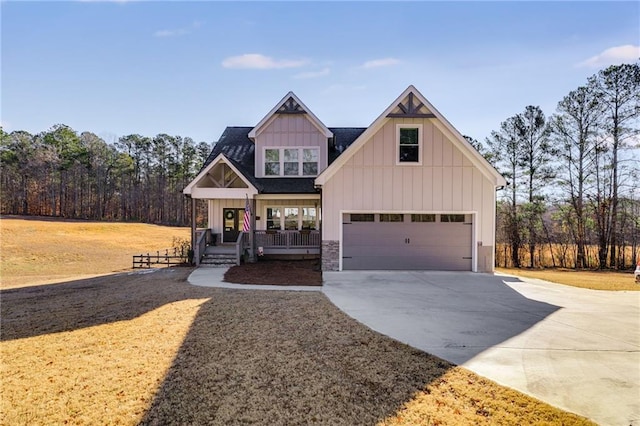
242, 195, 251, 232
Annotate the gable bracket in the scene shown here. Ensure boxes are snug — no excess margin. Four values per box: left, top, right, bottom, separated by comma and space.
276, 97, 307, 114
386, 92, 436, 118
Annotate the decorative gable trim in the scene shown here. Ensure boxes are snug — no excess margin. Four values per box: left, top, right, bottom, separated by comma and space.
183, 153, 257, 196
386, 92, 436, 118
248, 91, 333, 139
314, 85, 506, 187
276, 97, 307, 114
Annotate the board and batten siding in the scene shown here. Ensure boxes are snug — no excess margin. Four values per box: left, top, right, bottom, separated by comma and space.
254, 115, 328, 178
321, 117, 497, 271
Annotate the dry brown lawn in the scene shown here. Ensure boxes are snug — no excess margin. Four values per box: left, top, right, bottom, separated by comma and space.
1, 268, 593, 426
0, 217, 594, 425
497, 267, 639, 291
0, 216, 189, 289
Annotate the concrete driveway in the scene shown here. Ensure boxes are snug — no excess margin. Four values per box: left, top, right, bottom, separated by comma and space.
322, 271, 640, 426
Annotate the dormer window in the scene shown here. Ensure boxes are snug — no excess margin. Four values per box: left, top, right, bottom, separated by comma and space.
265, 149, 280, 175
264, 147, 319, 177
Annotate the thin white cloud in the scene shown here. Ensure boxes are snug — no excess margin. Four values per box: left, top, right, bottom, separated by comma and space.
154, 28, 188, 37
293, 67, 330, 79
153, 21, 202, 38
577, 44, 640, 68
222, 54, 309, 70
361, 58, 401, 69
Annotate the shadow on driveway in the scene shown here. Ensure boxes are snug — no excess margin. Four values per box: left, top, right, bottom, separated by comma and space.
322, 271, 560, 365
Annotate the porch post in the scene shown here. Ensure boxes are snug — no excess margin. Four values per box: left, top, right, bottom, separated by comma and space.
190, 195, 197, 265
249, 196, 257, 263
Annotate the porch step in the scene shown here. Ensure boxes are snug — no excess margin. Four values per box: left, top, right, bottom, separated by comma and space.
200, 253, 237, 267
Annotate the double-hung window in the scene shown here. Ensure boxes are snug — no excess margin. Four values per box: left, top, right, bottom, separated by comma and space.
397, 124, 422, 165
302, 149, 318, 175
284, 149, 299, 176
265, 149, 280, 176
264, 147, 319, 177
266, 206, 318, 230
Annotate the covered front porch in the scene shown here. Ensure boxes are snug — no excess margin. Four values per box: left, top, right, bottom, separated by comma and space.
193, 228, 321, 266
183, 154, 322, 266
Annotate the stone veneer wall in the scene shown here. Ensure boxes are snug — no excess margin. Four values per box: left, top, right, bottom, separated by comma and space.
321, 240, 340, 271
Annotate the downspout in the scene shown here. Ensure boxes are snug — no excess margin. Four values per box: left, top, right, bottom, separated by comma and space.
494, 184, 506, 272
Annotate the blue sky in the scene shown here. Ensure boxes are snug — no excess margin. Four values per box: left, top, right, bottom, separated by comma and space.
2, 1, 639, 145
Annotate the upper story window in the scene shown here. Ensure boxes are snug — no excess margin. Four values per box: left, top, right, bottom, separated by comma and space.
397, 124, 422, 165
265, 149, 280, 176
264, 147, 319, 177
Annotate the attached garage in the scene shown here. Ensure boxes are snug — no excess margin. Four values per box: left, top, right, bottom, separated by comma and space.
342, 213, 473, 271
314, 86, 507, 272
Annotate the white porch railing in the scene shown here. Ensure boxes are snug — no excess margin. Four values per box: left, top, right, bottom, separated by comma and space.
253, 230, 320, 249
196, 229, 321, 266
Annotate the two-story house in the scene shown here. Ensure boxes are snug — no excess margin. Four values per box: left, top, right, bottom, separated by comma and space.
183, 86, 505, 272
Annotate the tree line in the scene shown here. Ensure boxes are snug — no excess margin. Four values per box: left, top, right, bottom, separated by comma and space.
477, 62, 640, 270
1, 62, 638, 270
0, 127, 211, 226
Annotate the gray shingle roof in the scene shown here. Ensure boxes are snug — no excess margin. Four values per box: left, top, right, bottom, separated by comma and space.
198, 126, 366, 194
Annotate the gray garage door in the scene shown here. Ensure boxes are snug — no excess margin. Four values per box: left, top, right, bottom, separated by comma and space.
342, 213, 472, 270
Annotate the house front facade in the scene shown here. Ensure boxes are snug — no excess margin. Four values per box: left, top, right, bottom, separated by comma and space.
183, 86, 506, 272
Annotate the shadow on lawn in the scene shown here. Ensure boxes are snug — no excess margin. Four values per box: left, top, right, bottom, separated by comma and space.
0, 268, 212, 342
140, 289, 454, 425
2, 267, 565, 424
140, 273, 562, 425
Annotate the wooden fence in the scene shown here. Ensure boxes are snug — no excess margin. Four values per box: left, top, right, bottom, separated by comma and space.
132, 247, 190, 269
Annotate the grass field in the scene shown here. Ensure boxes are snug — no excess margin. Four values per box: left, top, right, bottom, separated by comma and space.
0, 216, 190, 289
1, 269, 592, 426
497, 267, 639, 291
0, 217, 596, 424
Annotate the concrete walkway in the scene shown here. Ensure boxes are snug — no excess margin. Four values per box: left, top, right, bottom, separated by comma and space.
322, 271, 640, 426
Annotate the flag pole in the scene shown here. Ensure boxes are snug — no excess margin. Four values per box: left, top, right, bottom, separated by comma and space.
250, 195, 256, 263
243, 193, 256, 263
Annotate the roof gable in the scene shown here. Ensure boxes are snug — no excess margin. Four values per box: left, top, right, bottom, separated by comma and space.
185, 126, 364, 195
183, 153, 257, 195
315, 85, 506, 187
248, 92, 333, 139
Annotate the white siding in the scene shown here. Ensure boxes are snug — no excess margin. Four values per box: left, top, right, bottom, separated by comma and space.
254, 115, 328, 178
321, 117, 497, 270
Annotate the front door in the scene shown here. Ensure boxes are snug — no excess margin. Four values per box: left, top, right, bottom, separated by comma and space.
223, 208, 244, 243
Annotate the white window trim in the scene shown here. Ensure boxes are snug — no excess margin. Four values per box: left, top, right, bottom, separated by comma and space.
396, 124, 423, 166
265, 206, 319, 230
263, 146, 320, 177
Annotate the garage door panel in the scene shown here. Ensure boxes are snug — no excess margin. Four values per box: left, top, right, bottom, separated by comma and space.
343, 255, 471, 271
342, 214, 472, 271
